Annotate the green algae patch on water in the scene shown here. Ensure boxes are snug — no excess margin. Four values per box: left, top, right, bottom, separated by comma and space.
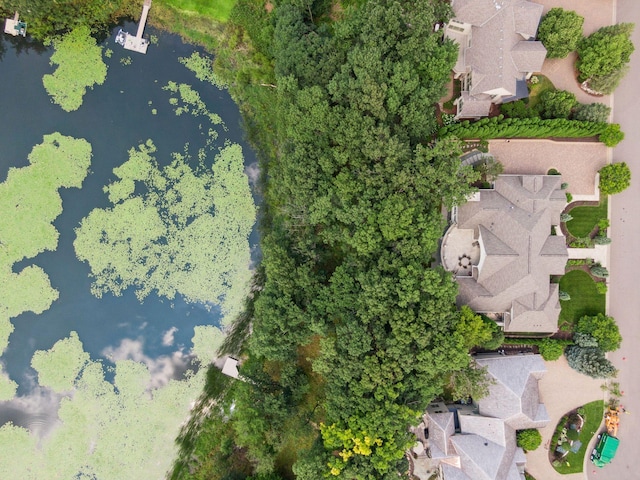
179, 52, 226, 89
42, 26, 108, 112
163, 81, 224, 125
0, 332, 208, 479
74, 140, 256, 318
0, 133, 91, 400
31, 332, 90, 392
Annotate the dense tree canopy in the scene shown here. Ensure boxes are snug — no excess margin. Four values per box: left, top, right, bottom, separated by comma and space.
577, 23, 635, 87
218, 0, 494, 477
537, 8, 584, 59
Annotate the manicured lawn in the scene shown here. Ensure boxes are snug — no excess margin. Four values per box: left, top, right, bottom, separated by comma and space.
159, 0, 237, 22
554, 400, 605, 474
528, 75, 555, 110
566, 198, 608, 238
558, 269, 605, 331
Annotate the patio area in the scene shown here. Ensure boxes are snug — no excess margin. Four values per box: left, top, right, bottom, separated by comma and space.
441, 224, 480, 277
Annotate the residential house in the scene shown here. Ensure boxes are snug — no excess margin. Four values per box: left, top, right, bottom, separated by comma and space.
445, 0, 547, 118
441, 174, 568, 335
411, 355, 548, 480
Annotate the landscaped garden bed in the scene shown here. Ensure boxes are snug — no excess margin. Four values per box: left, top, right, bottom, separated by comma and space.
562, 197, 609, 247
550, 400, 605, 474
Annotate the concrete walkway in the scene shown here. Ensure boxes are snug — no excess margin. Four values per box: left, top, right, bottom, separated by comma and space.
525, 356, 604, 480
536, 0, 615, 107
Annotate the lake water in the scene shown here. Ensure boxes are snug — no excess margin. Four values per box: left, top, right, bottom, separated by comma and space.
0, 23, 258, 477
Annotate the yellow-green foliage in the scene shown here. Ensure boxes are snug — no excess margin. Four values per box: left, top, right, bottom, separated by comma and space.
74, 140, 256, 319
179, 52, 227, 89
0, 332, 209, 479
42, 26, 108, 112
0, 133, 91, 400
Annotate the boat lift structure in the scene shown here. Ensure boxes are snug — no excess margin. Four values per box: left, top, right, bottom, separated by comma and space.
4, 12, 26, 37
116, 0, 151, 54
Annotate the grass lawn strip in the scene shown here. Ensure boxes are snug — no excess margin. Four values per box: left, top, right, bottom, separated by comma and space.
558, 269, 605, 331
566, 198, 608, 238
157, 0, 236, 22
554, 400, 604, 474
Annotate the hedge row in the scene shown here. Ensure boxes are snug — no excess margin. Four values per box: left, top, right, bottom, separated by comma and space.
439, 115, 611, 140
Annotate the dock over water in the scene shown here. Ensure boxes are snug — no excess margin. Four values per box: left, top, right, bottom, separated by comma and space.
117, 0, 151, 54
4, 12, 26, 37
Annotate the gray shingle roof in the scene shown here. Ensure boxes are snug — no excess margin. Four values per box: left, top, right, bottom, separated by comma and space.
447, 0, 546, 118
453, 175, 567, 334
475, 355, 549, 430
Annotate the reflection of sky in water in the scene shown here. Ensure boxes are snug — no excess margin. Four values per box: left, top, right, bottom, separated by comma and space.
0, 23, 259, 435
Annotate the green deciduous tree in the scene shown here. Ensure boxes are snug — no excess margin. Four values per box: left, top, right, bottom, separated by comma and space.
576, 313, 622, 352
536, 90, 577, 119
565, 346, 617, 378
599, 162, 631, 194
538, 8, 584, 59
446, 361, 494, 402
517, 429, 543, 451
577, 23, 635, 83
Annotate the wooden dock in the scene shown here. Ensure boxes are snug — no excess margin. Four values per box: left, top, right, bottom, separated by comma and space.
118, 0, 151, 54
4, 12, 26, 37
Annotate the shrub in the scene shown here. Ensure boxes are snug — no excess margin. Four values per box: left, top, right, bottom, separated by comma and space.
570, 237, 593, 248
479, 315, 505, 350
572, 102, 611, 123
599, 124, 625, 147
577, 23, 635, 83
441, 113, 457, 126
576, 313, 621, 352
560, 213, 573, 223
565, 345, 617, 378
599, 162, 631, 194
548, 168, 561, 175
538, 338, 568, 361
566, 192, 573, 203
538, 8, 585, 59
597, 218, 610, 231
559, 290, 571, 301
530, 75, 539, 84
501, 99, 536, 118
567, 258, 593, 266
517, 429, 543, 452
537, 90, 577, 119
561, 182, 569, 190
595, 282, 608, 294
594, 236, 611, 245
574, 332, 599, 348
590, 265, 609, 278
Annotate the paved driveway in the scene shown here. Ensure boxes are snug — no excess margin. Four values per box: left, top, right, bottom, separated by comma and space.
587, 0, 640, 478
526, 356, 603, 480
488, 139, 607, 199
536, 0, 615, 106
